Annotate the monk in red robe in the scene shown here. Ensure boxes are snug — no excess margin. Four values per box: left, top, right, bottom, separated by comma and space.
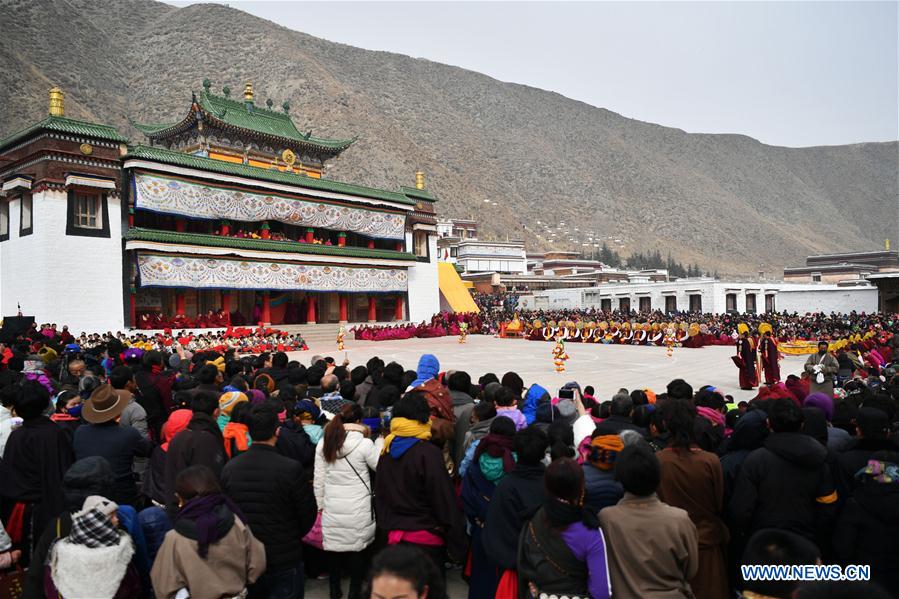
734, 331, 759, 390
760, 330, 781, 384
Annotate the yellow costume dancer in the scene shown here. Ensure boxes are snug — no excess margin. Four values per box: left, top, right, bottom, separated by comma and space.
664, 325, 677, 358
458, 321, 469, 344
552, 336, 570, 373
336, 325, 346, 351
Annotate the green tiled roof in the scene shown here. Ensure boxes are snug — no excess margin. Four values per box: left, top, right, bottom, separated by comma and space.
0, 115, 128, 152
400, 185, 437, 202
126, 227, 416, 261
124, 145, 416, 205
199, 90, 355, 150
131, 88, 354, 154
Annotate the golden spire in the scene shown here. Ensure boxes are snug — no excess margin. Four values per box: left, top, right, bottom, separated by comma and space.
887, 239, 891, 251
243, 82, 254, 103
415, 170, 426, 190
49, 86, 65, 117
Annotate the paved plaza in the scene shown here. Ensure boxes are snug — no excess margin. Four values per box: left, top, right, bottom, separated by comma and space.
291, 334, 807, 402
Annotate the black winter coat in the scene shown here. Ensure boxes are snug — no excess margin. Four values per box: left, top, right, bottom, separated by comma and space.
374, 440, 468, 563
834, 437, 899, 499
163, 413, 226, 515
275, 419, 316, 470
221, 444, 316, 573
730, 432, 837, 541
834, 479, 899, 597
592, 415, 646, 437
482, 463, 546, 570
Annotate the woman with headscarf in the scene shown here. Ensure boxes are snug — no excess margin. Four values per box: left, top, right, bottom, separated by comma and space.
314, 403, 382, 599
460, 416, 517, 599
518, 457, 612, 599
151, 465, 265, 599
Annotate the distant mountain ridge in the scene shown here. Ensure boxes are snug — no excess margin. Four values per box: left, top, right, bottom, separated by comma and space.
0, 0, 896, 275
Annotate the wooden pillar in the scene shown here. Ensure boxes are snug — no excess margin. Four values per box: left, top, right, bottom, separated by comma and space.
221, 291, 231, 314
129, 293, 136, 327
261, 292, 271, 325
305, 228, 315, 243
367, 239, 375, 249
367, 295, 377, 323
175, 291, 186, 315
395, 240, 404, 252
175, 219, 186, 233
306, 294, 317, 324
394, 295, 404, 321
337, 233, 346, 247
220, 221, 230, 236
339, 295, 348, 323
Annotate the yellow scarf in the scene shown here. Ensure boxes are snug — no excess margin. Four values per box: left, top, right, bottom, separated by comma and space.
382, 417, 432, 454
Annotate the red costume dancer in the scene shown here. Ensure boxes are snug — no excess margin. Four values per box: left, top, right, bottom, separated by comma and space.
733, 325, 759, 390
759, 325, 780, 384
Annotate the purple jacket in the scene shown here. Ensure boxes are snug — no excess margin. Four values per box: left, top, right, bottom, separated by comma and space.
496, 407, 527, 431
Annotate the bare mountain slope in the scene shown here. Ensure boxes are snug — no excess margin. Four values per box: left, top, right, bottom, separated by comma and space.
1, 0, 896, 274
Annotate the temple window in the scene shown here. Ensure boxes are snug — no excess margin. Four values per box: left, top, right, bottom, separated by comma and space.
413, 230, 429, 260
67, 189, 110, 238
0, 201, 8, 241
74, 192, 101, 229
19, 194, 32, 236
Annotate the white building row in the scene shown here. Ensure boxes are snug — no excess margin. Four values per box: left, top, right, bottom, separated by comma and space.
520, 278, 878, 314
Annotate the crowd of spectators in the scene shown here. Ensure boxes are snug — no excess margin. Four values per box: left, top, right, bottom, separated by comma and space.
1, 318, 897, 597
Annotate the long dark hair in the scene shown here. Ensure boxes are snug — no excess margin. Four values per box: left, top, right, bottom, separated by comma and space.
322, 403, 363, 463
659, 398, 697, 450
364, 545, 447, 599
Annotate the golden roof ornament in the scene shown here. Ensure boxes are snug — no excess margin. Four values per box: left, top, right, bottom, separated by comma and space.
244, 82, 254, 103
415, 170, 425, 190
49, 86, 65, 117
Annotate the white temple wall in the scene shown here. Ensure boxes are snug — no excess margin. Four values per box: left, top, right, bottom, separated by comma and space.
407, 232, 439, 322
1, 189, 124, 332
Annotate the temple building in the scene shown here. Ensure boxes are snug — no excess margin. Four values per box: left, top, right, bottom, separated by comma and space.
0, 83, 441, 331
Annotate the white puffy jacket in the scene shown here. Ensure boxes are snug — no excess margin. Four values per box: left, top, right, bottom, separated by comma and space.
313, 424, 383, 552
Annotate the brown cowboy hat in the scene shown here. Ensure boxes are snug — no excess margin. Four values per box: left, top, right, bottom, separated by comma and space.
82, 384, 129, 424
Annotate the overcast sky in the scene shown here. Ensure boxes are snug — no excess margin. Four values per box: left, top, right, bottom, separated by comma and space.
172, 1, 898, 148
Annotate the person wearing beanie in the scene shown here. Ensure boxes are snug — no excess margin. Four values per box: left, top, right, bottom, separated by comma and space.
803, 392, 851, 452
45, 495, 140, 598
217, 391, 249, 430
582, 434, 625, 513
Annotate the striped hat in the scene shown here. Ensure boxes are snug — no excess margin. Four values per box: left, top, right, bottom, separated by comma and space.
218, 391, 248, 416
